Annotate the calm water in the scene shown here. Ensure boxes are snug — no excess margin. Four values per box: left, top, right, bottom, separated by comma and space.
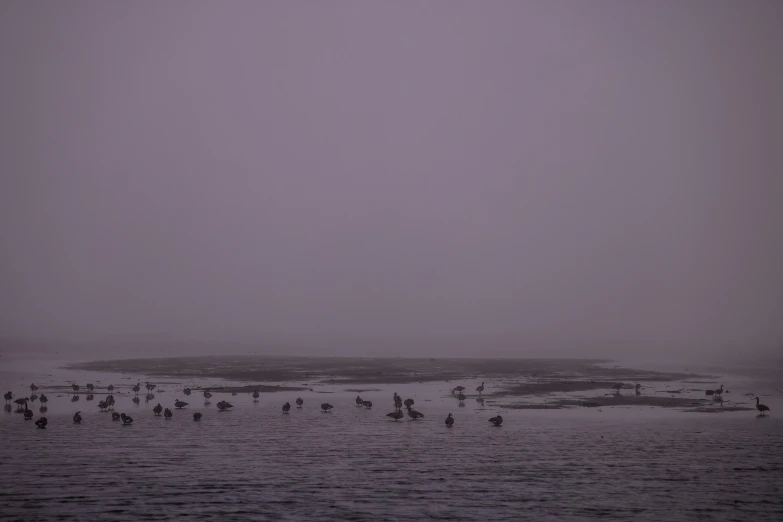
1, 357, 781, 521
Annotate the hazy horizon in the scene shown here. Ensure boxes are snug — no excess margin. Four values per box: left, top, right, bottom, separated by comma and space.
1, 2, 781, 360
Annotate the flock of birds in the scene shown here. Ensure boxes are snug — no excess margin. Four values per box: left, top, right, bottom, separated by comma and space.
3, 379, 772, 430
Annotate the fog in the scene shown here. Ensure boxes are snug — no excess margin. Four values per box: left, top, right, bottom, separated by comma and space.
1, 1, 781, 360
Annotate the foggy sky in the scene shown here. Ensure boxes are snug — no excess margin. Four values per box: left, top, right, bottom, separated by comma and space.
1, 1, 781, 358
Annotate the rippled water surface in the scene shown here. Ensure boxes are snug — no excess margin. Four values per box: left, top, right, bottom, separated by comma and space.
1, 358, 781, 521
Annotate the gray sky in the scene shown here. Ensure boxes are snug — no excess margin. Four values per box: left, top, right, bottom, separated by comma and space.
1, 1, 781, 358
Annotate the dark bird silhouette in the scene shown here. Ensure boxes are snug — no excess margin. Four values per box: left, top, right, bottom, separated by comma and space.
320, 403, 333, 412
193, 412, 203, 421
73, 411, 82, 424
362, 400, 372, 408
445, 413, 454, 427
4, 391, 12, 405
217, 401, 233, 411
404, 398, 414, 410
86, 383, 94, 393
164, 408, 173, 419
386, 410, 404, 421
252, 390, 260, 401
98, 400, 109, 412
153, 403, 163, 416
183, 387, 191, 396
112, 412, 121, 421
612, 383, 623, 394
24, 403, 33, 420
120, 413, 133, 425
132, 383, 141, 396
296, 397, 303, 407
489, 415, 503, 426
451, 386, 465, 396
476, 382, 485, 395
407, 409, 423, 420
39, 393, 48, 406
14, 397, 28, 412
282, 402, 291, 413
30, 383, 38, 394
755, 397, 770, 416
106, 395, 115, 409
175, 400, 188, 409
393, 393, 402, 410
35, 417, 47, 429
355, 395, 363, 406
107, 384, 114, 393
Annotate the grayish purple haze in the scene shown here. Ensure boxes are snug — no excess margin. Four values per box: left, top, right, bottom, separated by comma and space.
1, 1, 781, 359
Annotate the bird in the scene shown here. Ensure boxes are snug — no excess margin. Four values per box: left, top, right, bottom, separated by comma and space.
355, 395, 363, 406
39, 393, 48, 406
14, 397, 28, 412
106, 395, 115, 409
445, 413, 454, 427
98, 400, 109, 411
164, 408, 173, 419
296, 397, 303, 407
107, 384, 114, 393
35, 417, 47, 429
73, 411, 82, 424
183, 387, 192, 396
4, 391, 12, 405
407, 409, 424, 420
132, 383, 141, 396
252, 390, 260, 401
120, 413, 133, 425
612, 383, 623, 394
153, 403, 163, 416
476, 382, 485, 395
755, 397, 770, 416
71, 384, 80, 394
217, 400, 233, 411
24, 403, 33, 420
282, 402, 291, 413
713, 385, 725, 395
145, 382, 155, 393
30, 383, 38, 394
320, 403, 333, 413
86, 383, 94, 393
404, 398, 414, 410
362, 400, 372, 408
193, 412, 203, 421
386, 410, 404, 421
175, 399, 188, 409
489, 415, 503, 426
451, 386, 465, 396
635, 384, 642, 395
112, 412, 121, 421
203, 390, 212, 402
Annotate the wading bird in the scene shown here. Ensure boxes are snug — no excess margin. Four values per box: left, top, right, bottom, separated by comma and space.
175, 400, 188, 409
386, 410, 404, 421
14, 398, 28, 412
476, 382, 485, 395
282, 402, 290, 413
73, 411, 82, 424
217, 401, 233, 411
320, 403, 333, 413
445, 413, 454, 427
35, 417, 47, 429
120, 413, 133, 425
4, 391, 12, 405
39, 394, 48, 406
164, 408, 172, 419
451, 386, 465, 396
296, 397, 303, 407
193, 412, 202, 421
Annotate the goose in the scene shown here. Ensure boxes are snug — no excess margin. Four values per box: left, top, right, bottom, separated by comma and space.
217, 400, 233, 411
71, 384, 80, 394
755, 397, 770, 416
24, 403, 33, 420
106, 395, 115, 409
445, 413, 454, 427
4, 391, 12, 405
35, 417, 47, 429
404, 398, 414, 410
73, 411, 82, 424
489, 415, 503, 426
132, 383, 141, 396
120, 413, 133, 425
98, 400, 109, 411
612, 383, 623, 394
635, 384, 642, 395
282, 402, 291, 413
86, 383, 94, 393
14, 397, 28, 412
713, 385, 725, 395
203, 390, 212, 401
386, 410, 404, 421
193, 412, 203, 421
296, 397, 303, 407
362, 400, 372, 408
164, 408, 173, 419
112, 412, 121, 421
252, 390, 260, 401
320, 403, 333, 412
183, 387, 192, 396
39, 393, 48, 405
107, 384, 114, 393
153, 403, 163, 416
30, 383, 38, 394
451, 386, 465, 396
476, 382, 485, 395
355, 395, 363, 406
174, 400, 188, 409
407, 409, 424, 420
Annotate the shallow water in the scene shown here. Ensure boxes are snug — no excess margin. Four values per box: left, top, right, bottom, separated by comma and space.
1, 357, 781, 521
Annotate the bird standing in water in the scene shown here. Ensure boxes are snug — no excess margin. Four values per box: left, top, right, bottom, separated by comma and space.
35, 417, 47, 429
132, 383, 141, 396
451, 386, 465, 396
282, 402, 291, 413
217, 401, 233, 411
193, 412, 203, 421
73, 411, 82, 424
386, 410, 404, 421
296, 397, 303, 408
362, 400, 372, 408
755, 397, 770, 416
164, 408, 173, 419
320, 403, 333, 412
407, 409, 424, 420
24, 403, 33, 420
120, 413, 133, 425
153, 403, 163, 416
445, 413, 454, 428
489, 415, 503, 426
175, 400, 188, 409
4, 391, 12, 405
476, 382, 485, 395
252, 390, 260, 401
